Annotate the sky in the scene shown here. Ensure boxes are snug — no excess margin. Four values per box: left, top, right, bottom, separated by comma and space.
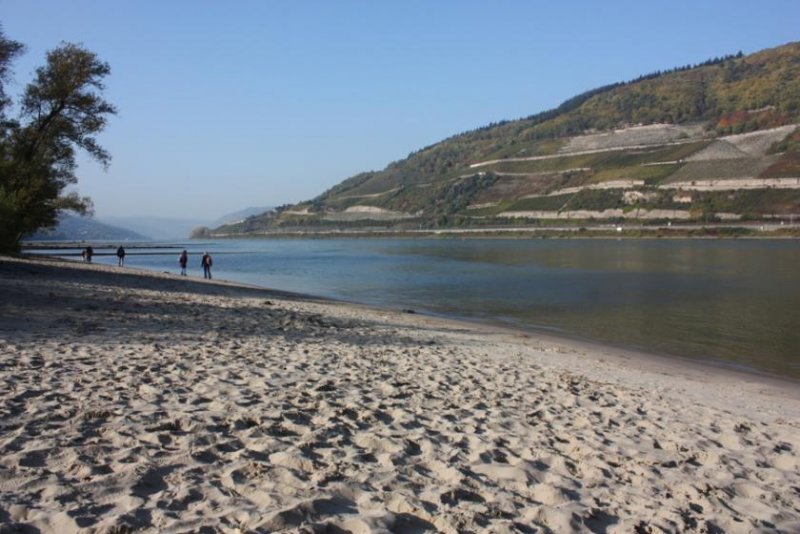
1, 1, 799, 220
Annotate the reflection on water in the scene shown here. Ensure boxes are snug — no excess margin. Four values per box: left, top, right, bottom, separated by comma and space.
39, 239, 800, 378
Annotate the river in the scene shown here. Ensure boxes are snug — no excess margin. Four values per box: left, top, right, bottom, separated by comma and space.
37, 238, 800, 379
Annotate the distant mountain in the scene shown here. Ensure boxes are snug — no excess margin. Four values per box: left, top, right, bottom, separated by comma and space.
215, 41, 800, 235
99, 216, 207, 241
210, 206, 273, 227
27, 213, 148, 241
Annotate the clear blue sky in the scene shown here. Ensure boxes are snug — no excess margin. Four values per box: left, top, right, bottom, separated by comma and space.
2, 1, 798, 219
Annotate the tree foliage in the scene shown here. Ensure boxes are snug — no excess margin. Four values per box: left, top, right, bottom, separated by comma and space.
0, 30, 23, 118
0, 28, 115, 252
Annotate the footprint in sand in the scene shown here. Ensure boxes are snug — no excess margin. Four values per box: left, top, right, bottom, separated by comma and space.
258, 495, 358, 530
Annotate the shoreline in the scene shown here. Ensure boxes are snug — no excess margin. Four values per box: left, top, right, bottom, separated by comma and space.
207, 227, 800, 240
455, 312, 800, 391
23, 248, 800, 387
15, 251, 800, 388
21, 220, 800, 251
2, 255, 799, 531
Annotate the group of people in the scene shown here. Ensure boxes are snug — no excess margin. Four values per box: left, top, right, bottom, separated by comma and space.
81, 245, 126, 265
80, 245, 213, 279
181, 250, 214, 279
82, 245, 126, 265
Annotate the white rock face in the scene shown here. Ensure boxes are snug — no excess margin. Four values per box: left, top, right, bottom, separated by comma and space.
560, 123, 707, 154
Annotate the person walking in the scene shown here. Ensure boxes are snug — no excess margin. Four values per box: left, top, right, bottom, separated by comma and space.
201, 251, 213, 279
83, 246, 93, 263
116, 246, 126, 267
178, 249, 188, 276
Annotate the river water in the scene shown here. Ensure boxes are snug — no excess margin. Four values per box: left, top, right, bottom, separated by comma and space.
43, 238, 800, 379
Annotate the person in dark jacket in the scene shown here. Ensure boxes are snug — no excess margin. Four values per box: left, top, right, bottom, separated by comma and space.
179, 250, 188, 276
116, 246, 126, 267
201, 251, 213, 279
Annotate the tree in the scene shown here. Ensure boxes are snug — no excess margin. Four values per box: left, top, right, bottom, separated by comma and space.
0, 28, 24, 119
0, 28, 116, 252
190, 226, 211, 239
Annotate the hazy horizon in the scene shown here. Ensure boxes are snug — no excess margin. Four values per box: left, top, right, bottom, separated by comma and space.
3, 0, 799, 219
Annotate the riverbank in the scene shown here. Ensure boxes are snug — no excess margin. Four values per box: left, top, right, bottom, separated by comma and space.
205, 221, 800, 240
1, 255, 798, 532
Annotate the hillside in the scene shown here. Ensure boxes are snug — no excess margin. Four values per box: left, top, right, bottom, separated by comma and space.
216, 42, 800, 235
211, 206, 274, 228
100, 216, 208, 241
27, 214, 148, 242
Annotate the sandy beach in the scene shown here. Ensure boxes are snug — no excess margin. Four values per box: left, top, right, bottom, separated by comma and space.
1, 255, 798, 533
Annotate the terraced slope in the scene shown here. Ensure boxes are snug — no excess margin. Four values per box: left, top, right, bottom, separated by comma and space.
475, 125, 799, 222
216, 42, 800, 234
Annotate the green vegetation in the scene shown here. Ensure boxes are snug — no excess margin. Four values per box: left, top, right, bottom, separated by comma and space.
690, 189, 800, 216
478, 138, 567, 160
505, 189, 628, 213
566, 189, 626, 211
214, 42, 800, 235
762, 128, 800, 178
592, 163, 682, 184
190, 226, 212, 239
396, 173, 498, 218
480, 141, 709, 180
505, 194, 573, 212
461, 201, 514, 217
0, 28, 115, 252
768, 127, 800, 154
666, 158, 775, 183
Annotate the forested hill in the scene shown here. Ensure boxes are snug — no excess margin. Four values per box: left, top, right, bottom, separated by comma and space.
27, 214, 148, 242
216, 42, 800, 234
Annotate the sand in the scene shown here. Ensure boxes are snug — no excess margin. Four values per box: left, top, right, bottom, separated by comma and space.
1, 255, 799, 533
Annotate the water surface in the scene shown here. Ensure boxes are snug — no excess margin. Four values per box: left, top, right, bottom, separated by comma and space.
43, 239, 800, 378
